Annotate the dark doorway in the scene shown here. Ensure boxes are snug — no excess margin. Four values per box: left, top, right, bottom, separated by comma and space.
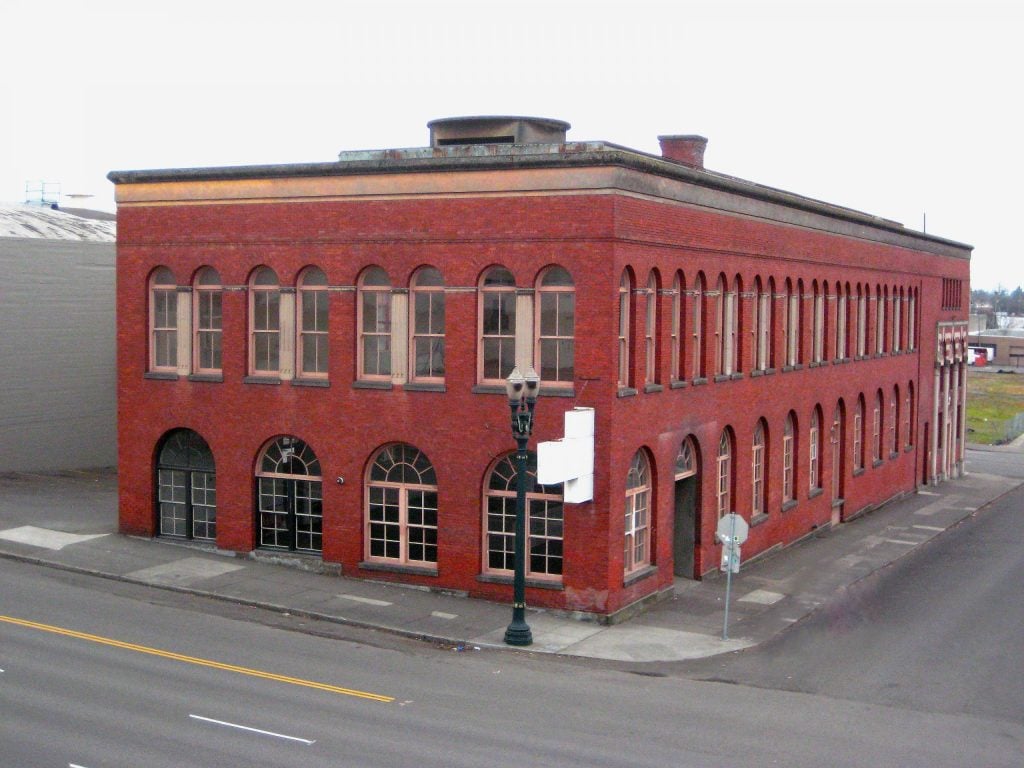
673, 475, 698, 578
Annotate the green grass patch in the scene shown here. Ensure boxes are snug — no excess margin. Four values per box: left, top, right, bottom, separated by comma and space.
966, 369, 1024, 444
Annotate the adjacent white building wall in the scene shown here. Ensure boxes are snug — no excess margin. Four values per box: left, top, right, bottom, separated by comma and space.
0, 237, 116, 471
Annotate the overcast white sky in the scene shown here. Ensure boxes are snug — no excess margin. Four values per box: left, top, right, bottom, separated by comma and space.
2, 0, 1019, 289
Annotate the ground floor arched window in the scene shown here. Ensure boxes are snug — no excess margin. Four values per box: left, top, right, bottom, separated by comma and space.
483, 451, 564, 580
366, 443, 438, 568
256, 436, 322, 553
156, 429, 216, 540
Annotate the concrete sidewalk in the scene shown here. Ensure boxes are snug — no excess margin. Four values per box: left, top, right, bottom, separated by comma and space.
1, 447, 1019, 663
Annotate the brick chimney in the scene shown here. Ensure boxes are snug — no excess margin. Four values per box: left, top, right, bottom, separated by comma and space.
657, 135, 708, 169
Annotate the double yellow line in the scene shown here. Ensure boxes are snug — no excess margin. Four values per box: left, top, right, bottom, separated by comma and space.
0, 614, 393, 703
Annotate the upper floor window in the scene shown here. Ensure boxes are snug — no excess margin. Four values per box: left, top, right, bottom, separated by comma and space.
671, 273, 685, 382
893, 288, 902, 353
193, 268, 222, 374
785, 279, 800, 367
484, 451, 563, 580
875, 285, 885, 355
249, 267, 281, 376
624, 449, 652, 575
536, 266, 575, 386
812, 281, 824, 364
411, 267, 446, 382
835, 282, 848, 360
149, 267, 178, 372
644, 271, 659, 386
366, 443, 438, 568
358, 266, 392, 381
479, 266, 517, 384
856, 284, 867, 357
755, 277, 772, 371
618, 270, 632, 389
297, 267, 329, 379
908, 288, 917, 351
692, 272, 705, 379
752, 420, 766, 517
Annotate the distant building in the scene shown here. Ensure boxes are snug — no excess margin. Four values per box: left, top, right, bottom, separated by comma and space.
0, 204, 116, 471
968, 328, 1024, 367
108, 117, 971, 620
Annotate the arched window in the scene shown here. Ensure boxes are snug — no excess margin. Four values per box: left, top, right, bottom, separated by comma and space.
156, 429, 215, 540
150, 267, 178, 372
783, 412, 796, 503
366, 444, 438, 567
256, 436, 322, 553
730, 275, 742, 374
835, 282, 848, 360
755, 277, 771, 371
479, 266, 517, 384
249, 267, 281, 376
675, 436, 697, 478
812, 281, 824, 364
645, 270, 659, 386
906, 382, 916, 448
875, 285, 885, 355
536, 266, 575, 385
410, 267, 446, 382
892, 385, 901, 455
618, 270, 632, 389
358, 266, 392, 381
784, 279, 797, 367
752, 420, 767, 517
692, 272, 705, 379
193, 267, 222, 374
809, 407, 822, 491
857, 284, 867, 357
854, 395, 865, 471
894, 287, 903, 352
297, 267, 329, 379
484, 451, 563, 579
671, 272, 685, 382
624, 450, 652, 575
714, 274, 727, 376
717, 429, 733, 517
873, 390, 884, 463
908, 288, 917, 351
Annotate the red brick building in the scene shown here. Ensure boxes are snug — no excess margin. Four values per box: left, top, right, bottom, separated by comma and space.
108, 116, 971, 620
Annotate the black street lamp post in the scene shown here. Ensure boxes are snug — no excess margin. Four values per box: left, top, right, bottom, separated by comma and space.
503, 366, 539, 646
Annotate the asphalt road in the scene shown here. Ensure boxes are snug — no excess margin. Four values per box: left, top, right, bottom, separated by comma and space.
2, 552, 1022, 767
682, 481, 1024, 732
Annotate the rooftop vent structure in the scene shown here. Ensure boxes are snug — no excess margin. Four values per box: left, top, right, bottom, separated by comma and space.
428, 116, 570, 147
658, 135, 708, 169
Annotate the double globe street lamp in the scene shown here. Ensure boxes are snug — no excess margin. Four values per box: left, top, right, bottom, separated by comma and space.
503, 366, 540, 647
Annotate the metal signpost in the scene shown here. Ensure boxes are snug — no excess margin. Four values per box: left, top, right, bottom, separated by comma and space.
716, 512, 749, 640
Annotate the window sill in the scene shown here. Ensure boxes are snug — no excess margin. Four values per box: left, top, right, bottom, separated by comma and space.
808, 487, 824, 500
623, 564, 657, 587
540, 386, 576, 398
144, 371, 179, 381
904, 444, 914, 453
643, 383, 664, 394
476, 573, 563, 590
751, 513, 769, 527
781, 499, 798, 512
617, 387, 638, 398
670, 379, 689, 389
731, 372, 744, 380
243, 376, 281, 385
472, 384, 506, 395
872, 459, 884, 468
713, 374, 731, 383
403, 382, 447, 393
889, 451, 900, 460
292, 378, 330, 388
763, 368, 777, 375
187, 373, 223, 383
692, 377, 708, 386
831, 498, 845, 509
353, 379, 393, 390
853, 467, 865, 477
750, 369, 764, 378
359, 560, 438, 577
